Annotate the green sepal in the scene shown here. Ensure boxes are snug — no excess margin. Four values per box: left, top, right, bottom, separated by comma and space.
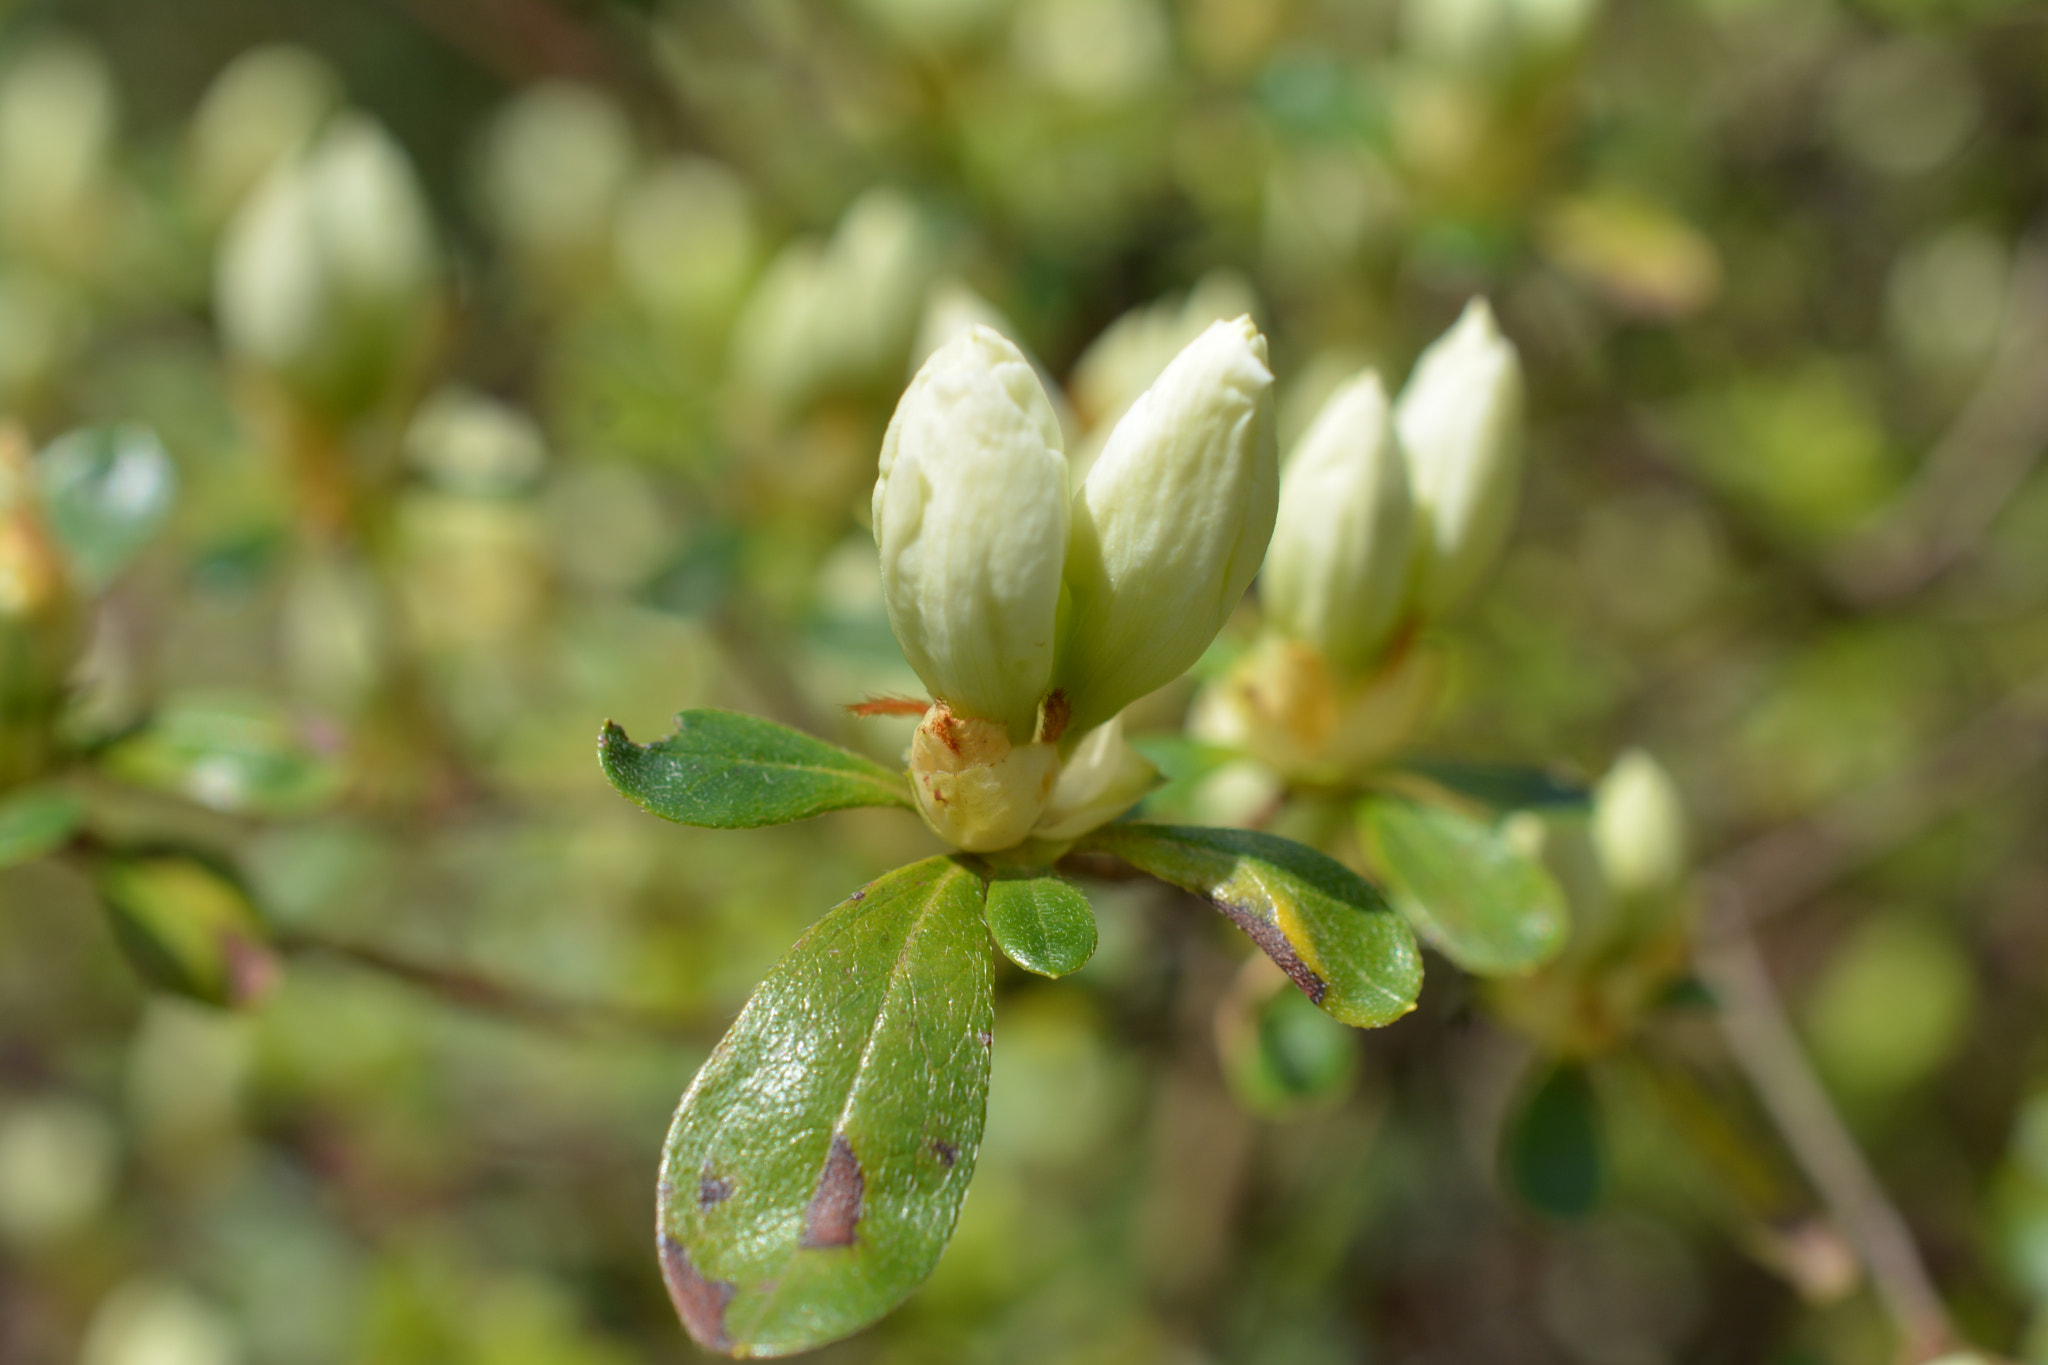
0, 785, 85, 869
657, 856, 993, 1358
1079, 823, 1422, 1028
95, 847, 276, 1007
1362, 796, 1569, 977
600, 710, 914, 829
983, 870, 1096, 978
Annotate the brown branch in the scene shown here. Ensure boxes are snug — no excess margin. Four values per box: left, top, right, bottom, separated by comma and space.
277, 929, 710, 1043
1694, 895, 1958, 1361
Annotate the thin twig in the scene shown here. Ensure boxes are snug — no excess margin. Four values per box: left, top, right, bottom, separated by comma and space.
277, 929, 710, 1043
1694, 895, 1958, 1361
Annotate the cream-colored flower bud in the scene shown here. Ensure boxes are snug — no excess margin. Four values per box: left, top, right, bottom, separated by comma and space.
1395, 298, 1524, 618
1192, 635, 1441, 783
185, 45, 341, 225
1033, 718, 1159, 840
1262, 371, 1416, 677
1057, 316, 1278, 733
874, 326, 1069, 739
1592, 748, 1689, 902
0, 36, 118, 276
477, 81, 635, 295
909, 703, 1060, 852
215, 114, 440, 419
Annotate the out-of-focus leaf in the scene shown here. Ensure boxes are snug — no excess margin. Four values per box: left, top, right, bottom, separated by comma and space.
1081, 823, 1422, 1028
1397, 758, 1590, 812
0, 786, 84, 868
1219, 968, 1359, 1117
983, 870, 1095, 978
641, 523, 742, 617
99, 693, 344, 817
1363, 796, 1569, 976
1504, 1062, 1603, 1220
36, 425, 177, 590
95, 850, 276, 1007
657, 856, 991, 1358
600, 710, 913, 828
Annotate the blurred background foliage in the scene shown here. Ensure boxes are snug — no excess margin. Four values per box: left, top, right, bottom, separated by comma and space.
1, 0, 2046, 1362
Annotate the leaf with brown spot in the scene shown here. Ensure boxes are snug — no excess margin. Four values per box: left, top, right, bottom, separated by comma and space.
657, 857, 993, 1357
1080, 823, 1422, 1028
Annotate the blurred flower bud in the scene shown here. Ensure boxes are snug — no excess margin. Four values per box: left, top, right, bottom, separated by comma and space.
477, 81, 636, 298
184, 44, 341, 225
215, 114, 441, 422
1262, 371, 1416, 677
0, 35, 120, 278
1592, 748, 1688, 902
731, 190, 932, 416
1395, 298, 1523, 618
1057, 316, 1278, 733
614, 156, 757, 333
1069, 270, 1258, 432
908, 703, 1060, 852
1193, 635, 1441, 783
874, 326, 1069, 740
1034, 717, 1159, 840
0, 425, 81, 787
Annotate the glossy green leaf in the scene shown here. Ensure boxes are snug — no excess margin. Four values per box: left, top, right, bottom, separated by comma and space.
36, 425, 177, 590
96, 850, 276, 1007
0, 786, 85, 869
1081, 823, 1422, 1028
1363, 796, 1569, 976
1398, 758, 1590, 812
984, 870, 1096, 977
99, 693, 344, 817
658, 856, 993, 1358
1504, 1061, 1604, 1219
600, 710, 913, 829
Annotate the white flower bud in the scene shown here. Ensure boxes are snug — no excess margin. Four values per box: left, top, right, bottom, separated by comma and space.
215, 114, 440, 419
1033, 718, 1159, 840
1262, 371, 1416, 677
185, 45, 341, 224
477, 82, 635, 294
1057, 316, 1278, 733
1191, 635, 1441, 783
908, 704, 1060, 852
874, 326, 1069, 739
1395, 298, 1523, 617
1592, 748, 1689, 902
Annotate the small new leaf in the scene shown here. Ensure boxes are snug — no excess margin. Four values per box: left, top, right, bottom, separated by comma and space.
96, 850, 276, 1007
601, 710, 914, 828
1504, 1061, 1603, 1220
658, 856, 993, 1358
1081, 823, 1422, 1028
1363, 796, 1569, 976
984, 870, 1096, 977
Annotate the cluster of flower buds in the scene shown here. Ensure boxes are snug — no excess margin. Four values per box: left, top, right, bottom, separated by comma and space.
215, 113, 441, 424
1196, 299, 1523, 781
874, 319, 1278, 851
0, 426, 80, 789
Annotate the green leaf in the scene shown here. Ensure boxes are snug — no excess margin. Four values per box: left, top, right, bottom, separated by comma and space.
96, 849, 276, 1007
984, 871, 1096, 978
1398, 758, 1590, 812
600, 711, 913, 829
99, 693, 344, 817
1219, 978, 1359, 1117
0, 786, 85, 869
1362, 796, 1569, 976
1504, 1061, 1604, 1219
36, 425, 177, 590
1081, 823, 1422, 1028
658, 857, 993, 1358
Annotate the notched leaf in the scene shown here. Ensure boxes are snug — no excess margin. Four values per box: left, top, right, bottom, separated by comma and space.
1080, 823, 1422, 1029
600, 710, 914, 829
